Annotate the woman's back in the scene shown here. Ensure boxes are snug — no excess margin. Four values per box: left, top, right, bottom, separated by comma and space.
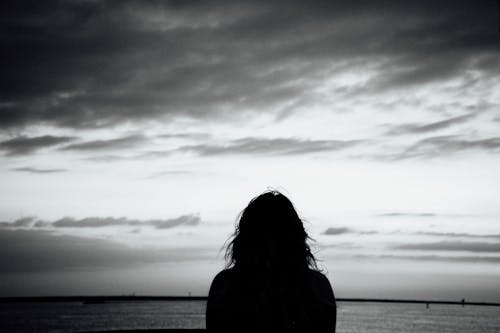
207, 267, 336, 332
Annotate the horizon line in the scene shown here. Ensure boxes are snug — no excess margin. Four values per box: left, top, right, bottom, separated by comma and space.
1, 296, 499, 307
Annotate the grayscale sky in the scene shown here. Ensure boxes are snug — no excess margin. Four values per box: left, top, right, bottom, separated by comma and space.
1, 0, 500, 301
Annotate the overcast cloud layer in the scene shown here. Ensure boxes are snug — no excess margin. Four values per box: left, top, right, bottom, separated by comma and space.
3, 0, 492, 128
1, 1, 499, 162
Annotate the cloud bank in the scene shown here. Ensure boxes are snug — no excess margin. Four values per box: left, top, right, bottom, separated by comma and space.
1, 1, 498, 130
0, 229, 212, 273
0, 214, 201, 230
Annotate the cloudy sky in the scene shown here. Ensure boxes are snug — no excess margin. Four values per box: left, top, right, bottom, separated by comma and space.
1, 0, 500, 301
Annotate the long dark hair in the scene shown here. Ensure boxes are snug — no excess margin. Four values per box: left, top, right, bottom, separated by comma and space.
221, 191, 321, 330
225, 190, 318, 277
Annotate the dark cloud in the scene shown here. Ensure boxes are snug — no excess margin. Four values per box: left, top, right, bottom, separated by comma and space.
323, 227, 352, 235
385, 113, 477, 135
177, 137, 362, 156
0, 214, 200, 230
11, 167, 67, 174
0, 135, 75, 155
0, 229, 212, 273
1, 1, 498, 130
394, 241, 500, 253
60, 134, 145, 151
323, 227, 377, 235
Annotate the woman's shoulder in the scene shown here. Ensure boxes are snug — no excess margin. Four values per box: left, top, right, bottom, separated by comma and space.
307, 269, 336, 304
212, 268, 235, 284
208, 268, 235, 298
307, 268, 331, 285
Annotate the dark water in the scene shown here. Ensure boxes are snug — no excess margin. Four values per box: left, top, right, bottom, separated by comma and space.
1, 301, 499, 332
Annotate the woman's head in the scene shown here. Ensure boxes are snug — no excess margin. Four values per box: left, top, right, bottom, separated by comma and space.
225, 190, 317, 273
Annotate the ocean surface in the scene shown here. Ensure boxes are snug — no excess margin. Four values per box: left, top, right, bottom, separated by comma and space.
1, 301, 499, 332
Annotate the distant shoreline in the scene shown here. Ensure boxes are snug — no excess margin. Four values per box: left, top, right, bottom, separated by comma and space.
1, 296, 499, 307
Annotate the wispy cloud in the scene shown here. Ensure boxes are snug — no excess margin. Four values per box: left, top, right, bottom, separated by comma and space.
357, 254, 500, 264
11, 167, 67, 174
0, 135, 76, 155
1, 214, 201, 230
323, 227, 378, 236
177, 137, 362, 157
158, 133, 211, 140
385, 113, 476, 135
390, 136, 500, 160
51, 214, 200, 229
83, 155, 126, 162
323, 227, 352, 235
393, 241, 500, 253
61, 135, 146, 151
377, 212, 437, 217
413, 231, 500, 240
321, 227, 500, 240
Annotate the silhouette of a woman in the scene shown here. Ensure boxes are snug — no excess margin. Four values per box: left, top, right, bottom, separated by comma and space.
206, 191, 336, 332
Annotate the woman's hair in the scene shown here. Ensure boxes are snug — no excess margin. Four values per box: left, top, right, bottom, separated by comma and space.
225, 190, 318, 273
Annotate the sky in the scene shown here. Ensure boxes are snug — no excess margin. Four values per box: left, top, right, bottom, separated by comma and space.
1, 0, 500, 301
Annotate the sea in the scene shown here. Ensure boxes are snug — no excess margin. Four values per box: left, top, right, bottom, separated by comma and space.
1, 301, 499, 332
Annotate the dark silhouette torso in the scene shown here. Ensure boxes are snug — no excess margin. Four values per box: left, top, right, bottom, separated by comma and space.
206, 268, 336, 332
